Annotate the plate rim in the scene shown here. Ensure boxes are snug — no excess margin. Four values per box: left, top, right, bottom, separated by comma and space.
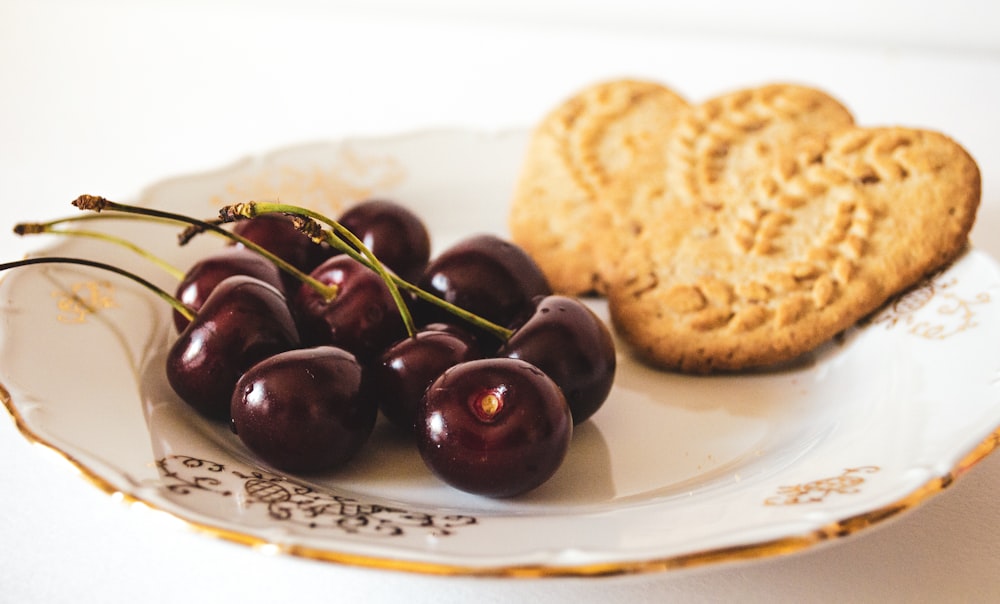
3, 385, 997, 577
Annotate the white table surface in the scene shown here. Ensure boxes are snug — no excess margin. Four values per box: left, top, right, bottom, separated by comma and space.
2, 1, 999, 602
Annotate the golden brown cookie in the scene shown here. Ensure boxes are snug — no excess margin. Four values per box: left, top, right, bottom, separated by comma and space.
509, 79, 690, 295
607, 85, 980, 372
511, 80, 981, 372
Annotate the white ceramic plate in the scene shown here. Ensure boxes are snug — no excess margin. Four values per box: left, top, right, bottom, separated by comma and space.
2, 130, 999, 577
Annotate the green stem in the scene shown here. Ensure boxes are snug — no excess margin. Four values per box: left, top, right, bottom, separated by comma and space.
18, 212, 228, 246
392, 274, 515, 341
220, 201, 419, 338
0, 257, 195, 322
14, 223, 186, 281
71, 195, 338, 302
218, 201, 514, 341
20, 212, 184, 230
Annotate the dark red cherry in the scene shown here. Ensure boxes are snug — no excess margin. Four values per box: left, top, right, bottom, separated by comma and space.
166, 275, 300, 420
370, 328, 480, 433
338, 199, 431, 283
415, 234, 551, 329
231, 213, 336, 290
417, 321, 484, 353
230, 346, 376, 473
292, 255, 406, 361
499, 296, 616, 424
172, 247, 284, 332
416, 358, 572, 497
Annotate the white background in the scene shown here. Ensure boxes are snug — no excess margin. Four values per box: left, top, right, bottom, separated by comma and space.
2, 1, 999, 601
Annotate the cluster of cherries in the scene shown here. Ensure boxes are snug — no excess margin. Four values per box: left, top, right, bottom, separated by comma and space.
10, 196, 617, 498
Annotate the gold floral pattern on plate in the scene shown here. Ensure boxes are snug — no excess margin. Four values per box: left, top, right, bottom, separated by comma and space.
765, 466, 880, 506
157, 455, 478, 538
873, 273, 991, 340
52, 280, 117, 324
210, 147, 407, 215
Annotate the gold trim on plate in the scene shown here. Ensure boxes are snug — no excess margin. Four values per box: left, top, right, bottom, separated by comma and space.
4, 381, 999, 578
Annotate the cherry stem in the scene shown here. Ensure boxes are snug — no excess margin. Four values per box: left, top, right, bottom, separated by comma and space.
16, 213, 226, 246
70, 195, 338, 302
16, 212, 183, 229
218, 201, 514, 342
220, 201, 419, 338
0, 257, 195, 322
14, 221, 186, 281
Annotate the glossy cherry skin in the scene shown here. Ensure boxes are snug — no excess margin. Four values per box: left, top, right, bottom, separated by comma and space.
166, 275, 301, 420
232, 213, 336, 291
499, 295, 616, 424
416, 358, 572, 498
369, 328, 480, 433
230, 346, 376, 474
417, 321, 483, 353
172, 247, 284, 332
292, 255, 406, 362
415, 234, 552, 330
338, 199, 431, 283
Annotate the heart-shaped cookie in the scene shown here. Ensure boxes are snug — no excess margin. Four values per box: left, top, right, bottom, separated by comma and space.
511, 81, 981, 372
510, 80, 690, 295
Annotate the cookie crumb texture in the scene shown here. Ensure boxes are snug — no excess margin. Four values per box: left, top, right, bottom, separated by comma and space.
512, 81, 981, 373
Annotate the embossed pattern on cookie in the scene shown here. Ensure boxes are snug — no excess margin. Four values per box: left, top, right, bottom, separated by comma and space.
610, 100, 980, 373
509, 80, 689, 295
511, 80, 980, 372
